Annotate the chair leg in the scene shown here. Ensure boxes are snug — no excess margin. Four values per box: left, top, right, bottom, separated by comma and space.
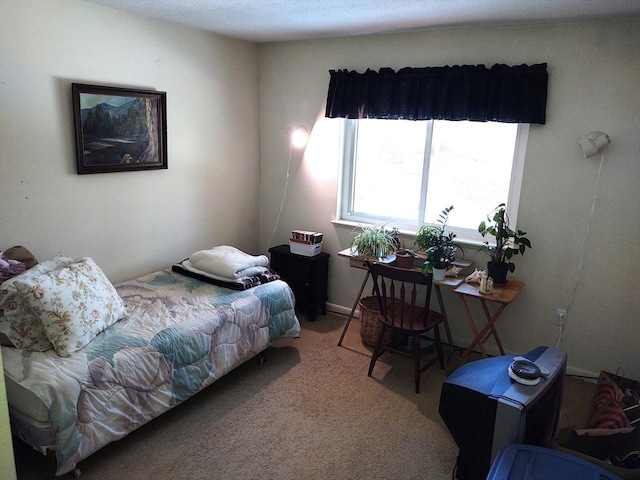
414, 333, 421, 394
368, 325, 387, 377
434, 324, 444, 369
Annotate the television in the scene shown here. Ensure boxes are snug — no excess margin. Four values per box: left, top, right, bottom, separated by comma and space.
439, 346, 567, 480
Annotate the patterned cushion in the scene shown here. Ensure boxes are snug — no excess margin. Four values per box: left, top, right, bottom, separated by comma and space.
0, 254, 74, 350
14, 257, 128, 357
588, 372, 631, 429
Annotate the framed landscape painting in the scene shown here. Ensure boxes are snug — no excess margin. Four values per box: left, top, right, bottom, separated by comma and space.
72, 83, 167, 174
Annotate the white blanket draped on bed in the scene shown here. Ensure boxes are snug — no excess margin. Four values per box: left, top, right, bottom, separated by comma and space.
189, 246, 269, 280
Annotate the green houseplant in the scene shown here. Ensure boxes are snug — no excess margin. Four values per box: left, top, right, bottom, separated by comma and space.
349, 224, 397, 260
413, 206, 458, 278
478, 203, 532, 283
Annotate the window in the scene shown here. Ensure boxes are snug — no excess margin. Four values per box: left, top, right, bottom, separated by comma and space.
339, 119, 528, 242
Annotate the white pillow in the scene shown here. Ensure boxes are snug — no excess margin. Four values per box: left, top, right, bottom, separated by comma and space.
0, 254, 74, 350
14, 257, 128, 357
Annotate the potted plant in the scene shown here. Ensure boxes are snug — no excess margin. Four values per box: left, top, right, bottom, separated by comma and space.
349, 224, 397, 260
394, 241, 417, 269
478, 203, 532, 284
414, 206, 458, 280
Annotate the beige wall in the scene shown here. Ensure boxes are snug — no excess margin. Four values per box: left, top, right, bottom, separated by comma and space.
0, 0, 261, 283
259, 18, 640, 379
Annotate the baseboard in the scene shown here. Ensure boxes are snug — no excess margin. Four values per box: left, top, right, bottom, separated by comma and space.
326, 303, 357, 317
325, 302, 599, 380
564, 366, 599, 382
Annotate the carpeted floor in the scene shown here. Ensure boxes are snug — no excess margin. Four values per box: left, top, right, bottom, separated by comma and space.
12, 311, 596, 480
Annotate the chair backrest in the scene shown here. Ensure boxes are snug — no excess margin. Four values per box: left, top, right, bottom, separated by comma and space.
365, 261, 434, 329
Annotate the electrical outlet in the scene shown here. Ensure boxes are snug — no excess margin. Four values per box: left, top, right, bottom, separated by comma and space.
554, 308, 567, 326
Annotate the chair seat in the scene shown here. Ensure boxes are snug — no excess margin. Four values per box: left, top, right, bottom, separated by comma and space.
380, 306, 443, 333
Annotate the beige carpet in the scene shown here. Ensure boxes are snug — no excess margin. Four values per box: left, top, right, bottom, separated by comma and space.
12, 312, 595, 480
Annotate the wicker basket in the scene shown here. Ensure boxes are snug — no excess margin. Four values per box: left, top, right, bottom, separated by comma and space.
359, 296, 394, 347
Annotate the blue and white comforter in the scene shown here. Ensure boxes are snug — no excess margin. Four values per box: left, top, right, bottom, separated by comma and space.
2, 269, 300, 475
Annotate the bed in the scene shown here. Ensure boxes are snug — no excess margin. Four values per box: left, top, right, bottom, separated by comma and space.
1, 259, 300, 476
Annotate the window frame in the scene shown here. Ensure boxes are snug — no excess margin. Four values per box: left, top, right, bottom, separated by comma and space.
337, 119, 529, 244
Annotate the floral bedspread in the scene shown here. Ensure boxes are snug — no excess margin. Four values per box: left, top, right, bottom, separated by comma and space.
2, 270, 300, 475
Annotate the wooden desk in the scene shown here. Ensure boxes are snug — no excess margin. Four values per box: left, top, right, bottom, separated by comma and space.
452, 279, 525, 371
336, 248, 472, 360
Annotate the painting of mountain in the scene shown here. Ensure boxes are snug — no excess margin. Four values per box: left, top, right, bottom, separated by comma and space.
72, 84, 167, 174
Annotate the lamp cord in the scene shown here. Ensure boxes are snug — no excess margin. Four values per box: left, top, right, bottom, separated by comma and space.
267, 143, 294, 250
556, 152, 605, 348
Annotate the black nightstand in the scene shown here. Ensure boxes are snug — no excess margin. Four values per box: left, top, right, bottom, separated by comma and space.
268, 244, 330, 321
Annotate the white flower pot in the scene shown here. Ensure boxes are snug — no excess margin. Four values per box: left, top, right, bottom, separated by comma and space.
432, 267, 446, 281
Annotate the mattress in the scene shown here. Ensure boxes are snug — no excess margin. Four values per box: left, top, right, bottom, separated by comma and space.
2, 269, 300, 475
5, 372, 50, 424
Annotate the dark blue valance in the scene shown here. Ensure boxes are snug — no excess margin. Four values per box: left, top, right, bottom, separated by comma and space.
325, 63, 548, 124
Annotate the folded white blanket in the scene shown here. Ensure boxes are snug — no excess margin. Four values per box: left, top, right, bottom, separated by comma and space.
180, 259, 269, 283
189, 246, 269, 279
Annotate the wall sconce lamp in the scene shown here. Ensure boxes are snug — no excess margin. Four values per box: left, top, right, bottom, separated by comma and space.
287, 126, 309, 148
579, 131, 611, 159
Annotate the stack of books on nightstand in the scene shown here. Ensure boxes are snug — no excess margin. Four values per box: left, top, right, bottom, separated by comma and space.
290, 230, 323, 256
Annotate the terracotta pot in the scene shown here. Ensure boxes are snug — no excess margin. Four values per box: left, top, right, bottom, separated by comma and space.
395, 253, 415, 269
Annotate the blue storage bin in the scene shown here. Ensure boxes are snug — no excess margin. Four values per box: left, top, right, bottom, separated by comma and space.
487, 443, 623, 480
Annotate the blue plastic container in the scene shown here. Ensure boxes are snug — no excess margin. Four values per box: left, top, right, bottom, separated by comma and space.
486, 443, 623, 480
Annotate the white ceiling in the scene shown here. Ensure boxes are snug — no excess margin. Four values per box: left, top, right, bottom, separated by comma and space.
85, 0, 640, 43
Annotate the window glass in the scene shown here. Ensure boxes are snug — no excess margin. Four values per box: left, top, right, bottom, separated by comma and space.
340, 119, 527, 240
352, 120, 426, 222
426, 121, 518, 229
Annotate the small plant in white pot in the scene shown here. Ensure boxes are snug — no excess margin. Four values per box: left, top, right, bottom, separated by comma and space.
414, 206, 458, 280
478, 204, 532, 284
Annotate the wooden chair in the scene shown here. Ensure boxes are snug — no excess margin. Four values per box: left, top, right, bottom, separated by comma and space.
365, 261, 446, 393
